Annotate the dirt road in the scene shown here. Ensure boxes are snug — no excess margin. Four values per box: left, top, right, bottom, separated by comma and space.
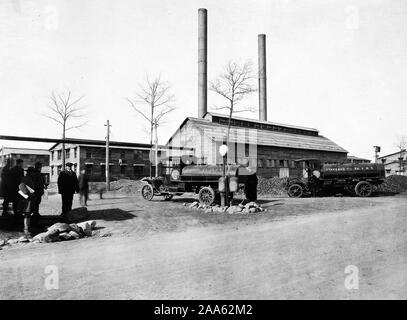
1, 193, 407, 299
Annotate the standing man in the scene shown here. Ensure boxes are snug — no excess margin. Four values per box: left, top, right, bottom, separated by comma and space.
31, 161, 47, 218
78, 168, 89, 206
1, 158, 12, 216
57, 162, 79, 216
8, 159, 25, 216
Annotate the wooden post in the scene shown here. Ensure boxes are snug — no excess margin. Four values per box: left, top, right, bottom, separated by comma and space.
105, 120, 111, 191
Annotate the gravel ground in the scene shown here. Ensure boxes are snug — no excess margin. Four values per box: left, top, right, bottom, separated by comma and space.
1, 191, 406, 299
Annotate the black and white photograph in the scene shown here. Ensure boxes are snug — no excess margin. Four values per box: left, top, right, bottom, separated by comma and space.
0, 0, 406, 303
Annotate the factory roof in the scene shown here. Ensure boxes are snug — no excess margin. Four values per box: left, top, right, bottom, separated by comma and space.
205, 112, 319, 133
167, 115, 347, 154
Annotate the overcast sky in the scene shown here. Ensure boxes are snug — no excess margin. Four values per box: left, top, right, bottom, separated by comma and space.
0, 0, 406, 160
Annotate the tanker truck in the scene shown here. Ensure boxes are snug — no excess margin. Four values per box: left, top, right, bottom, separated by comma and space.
286, 158, 385, 198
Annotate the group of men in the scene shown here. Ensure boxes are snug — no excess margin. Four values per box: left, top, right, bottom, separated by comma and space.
0, 160, 89, 219
0, 159, 45, 219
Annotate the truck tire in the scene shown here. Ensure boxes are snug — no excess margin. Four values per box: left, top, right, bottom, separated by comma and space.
355, 181, 373, 197
198, 186, 216, 206
141, 184, 154, 201
287, 183, 304, 198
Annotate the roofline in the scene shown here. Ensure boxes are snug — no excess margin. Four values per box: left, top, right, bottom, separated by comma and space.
347, 155, 371, 161
378, 150, 406, 159
205, 112, 319, 132
165, 116, 347, 153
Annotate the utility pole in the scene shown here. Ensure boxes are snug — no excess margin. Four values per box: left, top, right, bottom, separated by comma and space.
105, 120, 111, 191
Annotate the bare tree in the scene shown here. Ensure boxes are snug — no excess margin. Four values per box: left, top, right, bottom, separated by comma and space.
44, 90, 87, 168
126, 75, 176, 177
395, 136, 407, 174
210, 60, 256, 146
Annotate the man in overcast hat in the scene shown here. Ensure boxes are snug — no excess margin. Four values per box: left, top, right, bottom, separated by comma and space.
57, 162, 79, 216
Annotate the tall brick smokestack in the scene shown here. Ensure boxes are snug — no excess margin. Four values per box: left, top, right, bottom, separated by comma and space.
198, 8, 208, 118
258, 34, 267, 121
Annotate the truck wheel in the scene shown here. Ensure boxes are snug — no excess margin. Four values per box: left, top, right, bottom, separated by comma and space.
287, 184, 304, 198
141, 184, 154, 201
355, 181, 373, 197
198, 187, 216, 206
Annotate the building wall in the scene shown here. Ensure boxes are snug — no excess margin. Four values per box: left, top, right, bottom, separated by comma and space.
1, 152, 49, 168
49, 143, 155, 182
378, 150, 407, 176
256, 146, 347, 178
168, 123, 347, 178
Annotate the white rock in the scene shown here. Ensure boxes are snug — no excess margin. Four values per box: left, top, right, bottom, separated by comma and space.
59, 232, 72, 240
189, 201, 199, 209
77, 222, 92, 237
17, 236, 30, 243
84, 220, 97, 230
69, 231, 80, 239
48, 222, 71, 233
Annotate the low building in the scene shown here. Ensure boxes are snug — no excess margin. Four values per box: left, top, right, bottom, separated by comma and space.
378, 150, 407, 176
345, 155, 371, 164
0, 147, 50, 177
48, 139, 165, 183
166, 112, 348, 178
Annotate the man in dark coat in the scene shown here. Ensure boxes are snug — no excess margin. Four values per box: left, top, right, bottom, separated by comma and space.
57, 162, 79, 216
7, 159, 25, 215
31, 161, 47, 218
1, 158, 12, 216
78, 168, 89, 206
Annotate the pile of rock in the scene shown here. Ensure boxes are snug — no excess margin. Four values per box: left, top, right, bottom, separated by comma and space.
0, 220, 98, 248
185, 201, 266, 214
376, 175, 407, 194
257, 176, 289, 196
32, 220, 97, 243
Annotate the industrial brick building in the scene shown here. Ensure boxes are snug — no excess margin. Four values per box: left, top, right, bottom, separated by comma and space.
0, 147, 50, 176
166, 112, 347, 178
378, 150, 407, 176
48, 139, 163, 183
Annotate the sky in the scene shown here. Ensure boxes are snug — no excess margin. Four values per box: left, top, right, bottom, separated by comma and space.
0, 0, 406, 160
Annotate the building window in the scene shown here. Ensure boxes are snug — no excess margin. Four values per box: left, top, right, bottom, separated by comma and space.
73, 147, 77, 158
133, 150, 142, 160
65, 148, 70, 159
279, 160, 284, 167
142, 151, 150, 161
51, 152, 54, 161
245, 143, 250, 157
290, 160, 295, 168
133, 165, 144, 177
257, 159, 263, 167
51, 166, 54, 176
57, 150, 62, 160
85, 164, 92, 175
